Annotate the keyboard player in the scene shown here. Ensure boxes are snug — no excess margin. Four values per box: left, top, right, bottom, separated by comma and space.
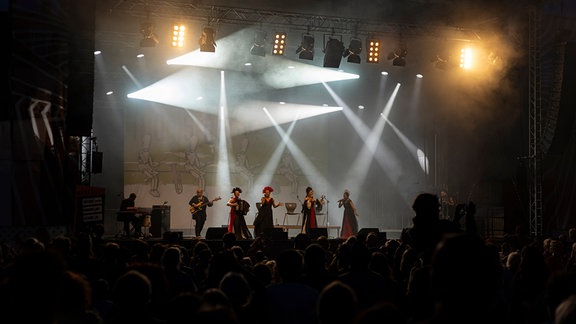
118, 193, 143, 238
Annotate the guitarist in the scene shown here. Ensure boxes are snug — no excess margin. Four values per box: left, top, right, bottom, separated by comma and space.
189, 188, 213, 238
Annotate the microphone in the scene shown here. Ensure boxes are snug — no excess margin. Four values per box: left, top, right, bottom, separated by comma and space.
296, 195, 303, 204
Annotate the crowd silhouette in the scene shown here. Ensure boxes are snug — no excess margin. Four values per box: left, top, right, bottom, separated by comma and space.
1, 192, 576, 324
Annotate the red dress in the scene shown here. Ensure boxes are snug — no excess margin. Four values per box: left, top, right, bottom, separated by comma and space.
228, 197, 252, 239
301, 199, 318, 234
340, 199, 358, 238
228, 197, 237, 233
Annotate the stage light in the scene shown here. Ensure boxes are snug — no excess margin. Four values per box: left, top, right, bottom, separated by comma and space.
273, 32, 286, 55
388, 44, 407, 66
171, 24, 186, 48
250, 30, 267, 56
296, 34, 315, 60
139, 22, 159, 47
460, 47, 473, 69
343, 38, 362, 63
393, 56, 406, 66
432, 55, 456, 71
367, 39, 380, 63
323, 36, 345, 68
199, 27, 216, 52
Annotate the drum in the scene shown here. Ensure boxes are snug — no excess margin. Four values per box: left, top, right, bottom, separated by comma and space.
142, 215, 151, 227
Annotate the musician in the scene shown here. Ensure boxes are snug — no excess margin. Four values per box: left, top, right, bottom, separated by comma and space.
301, 186, 325, 235
119, 193, 142, 238
338, 189, 359, 239
189, 188, 213, 238
227, 187, 253, 240
439, 190, 455, 220
253, 186, 283, 238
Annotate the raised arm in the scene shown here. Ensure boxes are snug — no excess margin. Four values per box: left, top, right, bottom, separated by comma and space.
273, 198, 283, 208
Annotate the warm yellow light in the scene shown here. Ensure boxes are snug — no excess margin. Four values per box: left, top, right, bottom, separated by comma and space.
367, 39, 380, 64
171, 24, 186, 48
460, 47, 473, 69
272, 33, 286, 55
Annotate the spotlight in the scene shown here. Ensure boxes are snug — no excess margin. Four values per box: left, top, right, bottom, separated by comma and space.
460, 47, 473, 69
139, 22, 159, 47
272, 32, 286, 55
393, 56, 406, 66
388, 45, 407, 66
296, 34, 315, 60
343, 38, 362, 63
250, 30, 267, 56
323, 36, 345, 68
171, 24, 185, 48
199, 27, 216, 52
432, 55, 455, 71
367, 39, 380, 63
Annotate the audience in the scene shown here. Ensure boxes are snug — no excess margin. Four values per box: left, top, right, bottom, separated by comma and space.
316, 281, 358, 324
1, 192, 576, 324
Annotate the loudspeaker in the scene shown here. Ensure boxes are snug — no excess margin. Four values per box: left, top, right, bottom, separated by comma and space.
308, 227, 328, 240
358, 228, 379, 237
549, 43, 576, 154
150, 206, 170, 237
66, 1, 95, 136
205, 227, 228, 240
164, 231, 183, 241
263, 227, 288, 240
92, 151, 103, 174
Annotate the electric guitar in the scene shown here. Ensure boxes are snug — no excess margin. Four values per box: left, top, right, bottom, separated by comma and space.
190, 196, 221, 218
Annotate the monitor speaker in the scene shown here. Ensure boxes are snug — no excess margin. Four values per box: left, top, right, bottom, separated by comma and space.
163, 231, 183, 241
358, 228, 379, 237
150, 206, 170, 237
92, 151, 103, 173
308, 228, 328, 240
205, 227, 229, 240
263, 227, 287, 240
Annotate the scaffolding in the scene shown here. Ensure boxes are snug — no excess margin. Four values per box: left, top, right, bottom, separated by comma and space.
79, 132, 98, 186
528, 8, 543, 238
106, 1, 483, 41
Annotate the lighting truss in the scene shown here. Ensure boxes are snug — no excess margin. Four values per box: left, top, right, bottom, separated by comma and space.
107, 2, 484, 42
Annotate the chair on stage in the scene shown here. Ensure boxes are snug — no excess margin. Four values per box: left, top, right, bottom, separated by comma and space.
283, 202, 300, 226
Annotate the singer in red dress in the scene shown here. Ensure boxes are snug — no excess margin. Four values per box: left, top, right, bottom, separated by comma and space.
339, 189, 359, 238
301, 186, 324, 235
227, 187, 252, 239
